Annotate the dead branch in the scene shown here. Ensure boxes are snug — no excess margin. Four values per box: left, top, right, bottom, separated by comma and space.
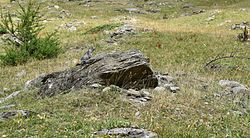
204, 53, 250, 68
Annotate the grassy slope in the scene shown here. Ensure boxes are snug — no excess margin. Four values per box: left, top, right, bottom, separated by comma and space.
0, 0, 250, 137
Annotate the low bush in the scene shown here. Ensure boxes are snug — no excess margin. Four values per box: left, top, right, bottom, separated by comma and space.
0, 1, 61, 66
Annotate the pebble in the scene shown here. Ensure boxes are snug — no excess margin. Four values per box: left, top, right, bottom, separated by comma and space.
102, 87, 111, 92
154, 86, 165, 92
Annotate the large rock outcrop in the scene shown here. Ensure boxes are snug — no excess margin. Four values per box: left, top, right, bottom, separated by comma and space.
26, 49, 158, 97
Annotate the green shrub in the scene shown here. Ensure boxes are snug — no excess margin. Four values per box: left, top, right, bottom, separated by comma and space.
0, 1, 61, 66
33, 33, 61, 60
0, 26, 7, 34
0, 48, 29, 66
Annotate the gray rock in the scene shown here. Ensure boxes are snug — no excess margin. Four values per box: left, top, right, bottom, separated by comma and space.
24, 73, 46, 91
90, 83, 103, 89
140, 89, 150, 97
154, 86, 165, 92
95, 128, 157, 138
124, 89, 152, 103
0, 91, 20, 104
102, 87, 111, 92
169, 86, 180, 93
219, 80, 246, 88
110, 25, 136, 39
231, 22, 249, 30
0, 110, 34, 120
231, 86, 248, 93
27, 49, 158, 97
69, 26, 77, 32
90, 16, 98, 19
163, 83, 175, 88
126, 89, 141, 97
0, 104, 15, 110
183, 3, 193, 9
192, 8, 205, 14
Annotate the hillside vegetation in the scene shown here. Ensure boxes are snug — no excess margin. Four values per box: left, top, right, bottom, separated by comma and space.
0, 0, 250, 137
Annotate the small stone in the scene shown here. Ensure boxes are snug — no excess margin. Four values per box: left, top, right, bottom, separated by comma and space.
183, 3, 193, 9
0, 110, 34, 120
192, 8, 205, 14
0, 104, 15, 110
102, 87, 111, 92
54, 5, 59, 9
163, 83, 175, 89
169, 86, 180, 93
91, 16, 98, 19
90, 83, 102, 89
0, 91, 20, 104
206, 15, 215, 22
140, 89, 150, 97
231, 86, 248, 93
126, 89, 141, 97
143, 96, 151, 100
69, 26, 77, 32
24, 73, 46, 91
219, 80, 245, 88
154, 87, 165, 92
240, 8, 247, 11
231, 110, 244, 116
95, 128, 157, 137
135, 111, 140, 118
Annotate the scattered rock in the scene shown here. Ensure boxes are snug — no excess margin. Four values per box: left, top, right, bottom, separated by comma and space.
90, 16, 98, 19
169, 86, 180, 93
54, 5, 59, 9
48, 5, 60, 10
115, 8, 147, 14
206, 15, 215, 22
217, 80, 250, 115
107, 24, 136, 44
146, 8, 161, 13
192, 8, 205, 14
135, 111, 140, 118
124, 89, 152, 103
58, 20, 85, 31
59, 10, 71, 18
90, 83, 103, 89
183, 3, 193, 9
26, 49, 158, 97
231, 22, 249, 30
94, 128, 157, 138
155, 73, 180, 93
102, 86, 111, 92
24, 73, 46, 91
125, 8, 140, 13
154, 86, 165, 92
0, 91, 20, 104
219, 80, 248, 93
0, 104, 15, 110
0, 110, 34, 120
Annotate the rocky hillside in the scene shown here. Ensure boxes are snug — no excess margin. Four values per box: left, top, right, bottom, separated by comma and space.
0, 0, 250, 137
